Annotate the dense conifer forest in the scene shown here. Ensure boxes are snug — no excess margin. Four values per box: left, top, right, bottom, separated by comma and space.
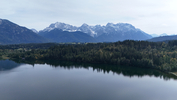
2, 40, 177, 72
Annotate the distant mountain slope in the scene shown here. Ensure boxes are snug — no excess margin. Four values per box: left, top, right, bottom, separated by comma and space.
0, 19, 47, 44
38, 29, 97, 43
96, 30, 151, 42
148, 35, 177, 42
31, 29, 38, 33
95, 23, 152, 42
40, 22, 152, 42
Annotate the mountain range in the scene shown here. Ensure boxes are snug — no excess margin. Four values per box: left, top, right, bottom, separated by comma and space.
2, 18, 177, 44
39, 22, 152, 42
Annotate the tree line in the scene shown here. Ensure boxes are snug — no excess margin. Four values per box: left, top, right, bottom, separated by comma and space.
8, 40, 177, 72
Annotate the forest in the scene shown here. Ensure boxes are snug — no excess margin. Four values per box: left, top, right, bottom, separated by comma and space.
2, 40, 177, 72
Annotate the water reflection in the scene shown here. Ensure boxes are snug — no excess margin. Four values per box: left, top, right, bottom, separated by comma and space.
1, 60, 177, 100
12, 59, 177, 81
0, 60, 22, 71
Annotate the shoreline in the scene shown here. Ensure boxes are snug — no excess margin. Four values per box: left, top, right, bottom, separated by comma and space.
169, 72, 177, 77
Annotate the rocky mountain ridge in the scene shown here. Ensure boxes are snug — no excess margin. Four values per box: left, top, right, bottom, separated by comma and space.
41, 22, 151, 37
39, 22, 152, 42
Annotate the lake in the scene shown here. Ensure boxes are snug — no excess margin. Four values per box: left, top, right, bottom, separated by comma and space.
0, 59, 177, 100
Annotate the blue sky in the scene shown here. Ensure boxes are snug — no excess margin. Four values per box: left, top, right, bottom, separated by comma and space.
1, 0, 177, 35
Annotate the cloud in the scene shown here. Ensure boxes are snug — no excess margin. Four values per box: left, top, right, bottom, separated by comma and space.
1, 0, 177, 35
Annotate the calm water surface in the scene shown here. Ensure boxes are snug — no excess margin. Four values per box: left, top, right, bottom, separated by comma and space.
0, 60, 177, 100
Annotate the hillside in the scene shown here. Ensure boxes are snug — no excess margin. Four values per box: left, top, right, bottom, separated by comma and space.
0, 19, 47, 44
38, 29, 97, 43
148, 35, 177, 42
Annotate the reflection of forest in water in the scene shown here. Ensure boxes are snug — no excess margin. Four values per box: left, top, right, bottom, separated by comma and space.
12, 59, 177, 81
0, 60, 23, 71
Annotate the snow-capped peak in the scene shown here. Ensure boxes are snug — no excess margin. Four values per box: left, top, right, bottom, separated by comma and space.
78, 23, 97, 37
105, 23, 137, 33
40, 22, 148, 38
106, 23, 114, 26
42, 22, 77, 32
160, 33, 168, 37
31, 29, 38, 33
107, 23, 135, 29
81, 23, 89, 27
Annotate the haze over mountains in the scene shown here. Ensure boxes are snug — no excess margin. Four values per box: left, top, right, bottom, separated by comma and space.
1, 18, 177, 44
148, 35, 177, 42
150, 33, 169, 37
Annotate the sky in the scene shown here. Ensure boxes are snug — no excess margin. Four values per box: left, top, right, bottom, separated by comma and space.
1, 0, 177, 35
